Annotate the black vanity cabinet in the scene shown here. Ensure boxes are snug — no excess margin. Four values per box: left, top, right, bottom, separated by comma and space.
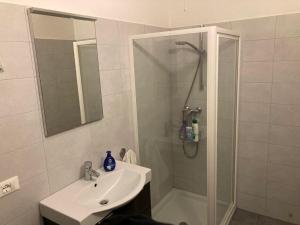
43, 183, 151, 225
109, 183, 151, 218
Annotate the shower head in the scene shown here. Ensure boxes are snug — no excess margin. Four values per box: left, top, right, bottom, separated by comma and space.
175, 41, 203, 55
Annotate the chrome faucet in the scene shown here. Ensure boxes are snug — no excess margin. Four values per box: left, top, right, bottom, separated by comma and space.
84, 161, 100, 181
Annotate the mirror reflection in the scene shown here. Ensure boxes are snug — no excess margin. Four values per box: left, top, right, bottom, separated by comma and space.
29, 11, 103, 136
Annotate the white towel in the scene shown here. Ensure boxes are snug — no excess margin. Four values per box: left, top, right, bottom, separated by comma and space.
122, 149, 137, 164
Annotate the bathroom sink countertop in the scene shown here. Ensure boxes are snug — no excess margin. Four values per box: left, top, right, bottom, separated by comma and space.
40, 161, 151, 225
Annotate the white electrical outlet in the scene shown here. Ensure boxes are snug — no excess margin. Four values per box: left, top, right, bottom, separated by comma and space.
0, 176, 20, 198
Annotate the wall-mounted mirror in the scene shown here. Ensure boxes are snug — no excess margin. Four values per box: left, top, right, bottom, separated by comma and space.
28, 9, 103, 137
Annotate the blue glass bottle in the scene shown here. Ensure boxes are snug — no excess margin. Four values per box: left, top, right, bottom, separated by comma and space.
103, 151, 116, 172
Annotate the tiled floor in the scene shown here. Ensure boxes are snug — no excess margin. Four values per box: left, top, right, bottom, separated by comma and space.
230, 209, 295, 225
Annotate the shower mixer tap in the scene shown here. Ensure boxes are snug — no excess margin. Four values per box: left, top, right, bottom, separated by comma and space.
182, 106, 202, 114
189, 107, 202, 114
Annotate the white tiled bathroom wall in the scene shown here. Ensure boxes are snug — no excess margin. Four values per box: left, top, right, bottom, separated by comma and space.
215, 15, 300, 224
0, 2, 165, 224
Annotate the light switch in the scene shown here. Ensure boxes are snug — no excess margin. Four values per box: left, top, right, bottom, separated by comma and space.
0, 176, 20, 198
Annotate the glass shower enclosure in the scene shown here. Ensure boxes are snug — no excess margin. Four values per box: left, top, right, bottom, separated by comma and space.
129, 27, 240, 225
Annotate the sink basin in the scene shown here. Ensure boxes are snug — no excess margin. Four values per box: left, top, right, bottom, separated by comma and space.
40, 161, 151, 225
75, 168, 143, 212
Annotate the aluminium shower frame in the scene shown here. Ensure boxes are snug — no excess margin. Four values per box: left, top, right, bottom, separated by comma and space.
128, 26, 241, 225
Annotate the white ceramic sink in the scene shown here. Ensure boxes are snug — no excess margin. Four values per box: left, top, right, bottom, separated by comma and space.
75, 167, 143, 211
40, 161, 151, 225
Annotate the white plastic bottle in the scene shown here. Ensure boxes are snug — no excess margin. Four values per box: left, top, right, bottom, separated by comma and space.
192, 119, 199, 142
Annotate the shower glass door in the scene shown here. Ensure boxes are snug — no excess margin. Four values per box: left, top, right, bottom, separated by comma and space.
131, 31, 209, 225
129, 27, 240, 225
216, 34, 239, 225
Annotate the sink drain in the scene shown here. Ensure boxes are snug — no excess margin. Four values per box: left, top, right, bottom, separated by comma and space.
99, 199, 109, 205
179, 222, 188, 225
